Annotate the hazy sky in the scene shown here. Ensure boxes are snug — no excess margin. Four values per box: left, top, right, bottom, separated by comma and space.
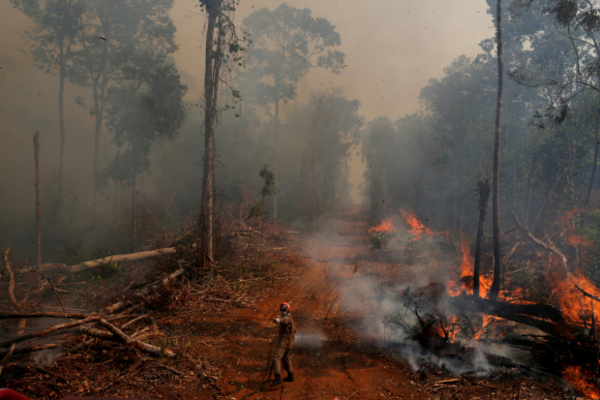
0, 0, 494, 219
170, 0, 494, 119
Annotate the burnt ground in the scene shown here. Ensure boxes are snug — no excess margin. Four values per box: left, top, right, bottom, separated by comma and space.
3, 207, 573, 399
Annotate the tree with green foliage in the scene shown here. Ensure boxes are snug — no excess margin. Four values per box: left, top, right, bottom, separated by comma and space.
100, 52, 187, 252
67, 0, 178, 221
11, 0, 81, 222
242, 4, 345, 219
197, 0, 248, 268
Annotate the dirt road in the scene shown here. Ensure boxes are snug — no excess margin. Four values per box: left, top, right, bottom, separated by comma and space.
155, 208, 563, 400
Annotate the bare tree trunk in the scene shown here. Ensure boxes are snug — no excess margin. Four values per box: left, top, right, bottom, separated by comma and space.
200, 0, 223, 268
115, 180, 120, 227
474, 179, 491, 298
585, 106, 600, 207
489, 0, 504, 301
92, 84, 101, 220
273, 98, 279, 220
132, 175, 137, 253
34, 131, 42, 271
56, 39, 66, 224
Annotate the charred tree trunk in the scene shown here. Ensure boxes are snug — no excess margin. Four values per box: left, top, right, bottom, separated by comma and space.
33, 131, 42, 271
585, 106, 600, 207
474, 179, 491, 298
199, 0, 224, 269
489, 0, 504, 301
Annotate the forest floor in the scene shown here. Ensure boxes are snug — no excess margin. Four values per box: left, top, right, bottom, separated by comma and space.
4, 207, 573, 399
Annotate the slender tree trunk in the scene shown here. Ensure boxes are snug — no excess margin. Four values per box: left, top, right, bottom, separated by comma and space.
33, 131, 42, 271
200, 0, 223, 268
56, 39, 66, 224
489, 0, 504, 301
585, 106, 600, 207
474, 179, 491, 298
273, 98, 279, 220
115, 180, 120, 227
92, 84, 102, 220
132, 175, 136, 253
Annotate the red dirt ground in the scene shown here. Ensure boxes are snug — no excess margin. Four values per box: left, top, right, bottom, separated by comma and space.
3, 208, 571, 400
171, 208, 567, 400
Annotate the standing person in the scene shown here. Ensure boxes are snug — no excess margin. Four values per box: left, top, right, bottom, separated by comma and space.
271, 302, 296, 386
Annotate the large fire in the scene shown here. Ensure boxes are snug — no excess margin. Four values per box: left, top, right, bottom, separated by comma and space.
376, 208, 600, 397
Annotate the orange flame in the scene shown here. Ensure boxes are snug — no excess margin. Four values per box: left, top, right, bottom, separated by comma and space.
368, 219, 395, 234
398, 209, 448, 242
564, 366, 600, 399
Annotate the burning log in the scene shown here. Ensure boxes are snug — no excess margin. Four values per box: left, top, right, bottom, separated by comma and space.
446, 295, 578, 338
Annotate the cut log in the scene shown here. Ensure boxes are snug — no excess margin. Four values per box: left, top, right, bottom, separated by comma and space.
97, 319, 175, 357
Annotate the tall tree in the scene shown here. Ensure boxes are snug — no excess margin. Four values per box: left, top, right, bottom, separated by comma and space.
68, 0, 178, 222
11, 0, 80, 223
100, 52, 187, 252
489, 0, 504, 301
198, 0, 247, 267
242, 4, 345, 219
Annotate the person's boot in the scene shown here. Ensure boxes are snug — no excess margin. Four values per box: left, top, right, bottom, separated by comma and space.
283, 372, 294, 382
271, 373, 282, 386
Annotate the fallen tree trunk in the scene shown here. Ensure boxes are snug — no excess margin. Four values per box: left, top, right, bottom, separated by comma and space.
17, 246, 192, 274
447, 295, 579, 338
0, 316, 100, 349
101, 268, 184, 315
0, 312, 92, 320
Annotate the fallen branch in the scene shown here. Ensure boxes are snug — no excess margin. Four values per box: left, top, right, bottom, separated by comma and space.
121, 314, 148, 330
97, 318, 175, 357
576, 285, 600, 303
3, 249, 18, 308
100, 269, 184, 315
0, 344, 60, 358
511, 213, 567, 269
0, 316, 100, 349
0, 312, 92, 320
0, 344, 16, 378
32, 270, 67, 313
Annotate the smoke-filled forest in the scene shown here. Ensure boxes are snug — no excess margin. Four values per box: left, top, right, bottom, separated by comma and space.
4, 0, 600, 399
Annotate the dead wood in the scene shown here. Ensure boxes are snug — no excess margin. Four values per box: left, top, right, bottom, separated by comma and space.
511, 212, 567, 269
4, 249, 19, 309
120, 314, 148, 330
0, 312, 92, 319
576, 285, 600, 303
31, 270, 67, 313
0, 316, 100, 349
97, 318, 175, 357
0, 344, 60, 358
447, 296, 577, 338
33, 131, 41, 271
17, 245, 192, 274
16, 319, 26, 336
133, 268, 184, 298
0, 344, 16, 378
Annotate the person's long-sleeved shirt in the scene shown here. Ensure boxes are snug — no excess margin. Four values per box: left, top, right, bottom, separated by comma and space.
276, 312, 296, 349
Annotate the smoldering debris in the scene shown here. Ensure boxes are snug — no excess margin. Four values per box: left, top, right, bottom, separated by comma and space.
31, 347, 61, 367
